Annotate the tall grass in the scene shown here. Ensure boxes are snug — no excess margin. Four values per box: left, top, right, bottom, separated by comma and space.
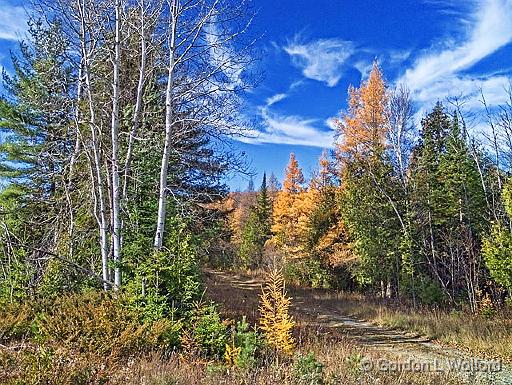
303, 289, 512, 362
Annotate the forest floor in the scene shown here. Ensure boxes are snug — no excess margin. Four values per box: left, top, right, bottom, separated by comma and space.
204, 269, 512, 385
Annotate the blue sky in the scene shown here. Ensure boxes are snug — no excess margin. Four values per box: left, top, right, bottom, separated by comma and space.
1, 0, 512, 191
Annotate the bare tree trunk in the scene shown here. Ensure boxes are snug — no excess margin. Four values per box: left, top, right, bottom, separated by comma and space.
64, 62, 84, 258
481, 90, 502, 191
122, 0, 148, 200
79, 0, 110, 289
154, 0, 177, 249
111, 0, 122, 289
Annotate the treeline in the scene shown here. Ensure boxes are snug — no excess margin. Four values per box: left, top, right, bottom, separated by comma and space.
230, 63, 512, 311
0, 0, 254, 314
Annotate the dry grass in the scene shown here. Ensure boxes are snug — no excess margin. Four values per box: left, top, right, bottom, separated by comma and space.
283, 287, 512, 363
0, 324, 461, 385
204, 269, 512, 363
123, 333, 461, 385
373, 306, 512, 362
0, 269, 505, 384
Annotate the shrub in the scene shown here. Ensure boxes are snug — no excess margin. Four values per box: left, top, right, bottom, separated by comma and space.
259, 269, 295, 356
478, 292, 496, 319
233, 317, 261, 369
284, 259, 332, 289
416, 276, 446, 306
1, 292, 182, 357
293, 352, 324, 385
191, 303, 228, 359
0, 302, 35, 342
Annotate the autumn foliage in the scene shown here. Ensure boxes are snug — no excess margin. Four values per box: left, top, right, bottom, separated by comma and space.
258, 268, 295, 355
336, 62, 388, 160
271, 153, 313, 258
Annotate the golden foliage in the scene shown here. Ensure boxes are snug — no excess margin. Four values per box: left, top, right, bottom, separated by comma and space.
271, 153, 313, 258
227, 192, 258, 246
258, 269, 295, 355
224, 341, 241, 366
315, 220, 355, 267
336, 61, 388, 160
283, 153, 305, 193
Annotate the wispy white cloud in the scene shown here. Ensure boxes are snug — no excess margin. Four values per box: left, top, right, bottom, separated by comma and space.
284, 37, 354, 87
205, 20, 248, 91
353, 60, 373, 79
401, 0, 512, 94
0, 4, 28, 41
265, 93, 287, 107
387, 49, 412, 65
324, 117, 339, 131
413, 75, 511, 107
238, 105, 335, 148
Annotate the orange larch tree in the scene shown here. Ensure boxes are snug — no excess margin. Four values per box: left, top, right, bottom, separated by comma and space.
282, 153, 305, 193
271, 153, 309, 257
336, 61, 388, 162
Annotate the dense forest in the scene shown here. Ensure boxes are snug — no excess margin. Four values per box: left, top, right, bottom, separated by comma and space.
1, 0, 512, 383
230, 63, 512, 312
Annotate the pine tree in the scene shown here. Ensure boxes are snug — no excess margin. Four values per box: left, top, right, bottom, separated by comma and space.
0, 20, 87, 298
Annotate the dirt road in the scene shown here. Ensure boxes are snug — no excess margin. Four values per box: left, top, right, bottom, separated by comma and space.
204, 269, 512, 385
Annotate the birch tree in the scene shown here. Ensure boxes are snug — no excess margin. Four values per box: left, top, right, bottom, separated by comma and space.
111, 0, 122, 289
153, 0, 255, 249
16, 0, 256, 292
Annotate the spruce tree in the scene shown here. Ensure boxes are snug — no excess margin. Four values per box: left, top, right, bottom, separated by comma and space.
410, 104, 488, 306
238, 173, 273, 268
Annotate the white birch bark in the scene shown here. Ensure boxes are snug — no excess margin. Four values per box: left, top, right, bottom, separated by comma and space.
154, 0, 177, 249
111, 0, 122, 289
79, 0, 110, 289
122, 0, 148, 200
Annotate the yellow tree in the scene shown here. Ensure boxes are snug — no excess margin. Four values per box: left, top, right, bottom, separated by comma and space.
307, 151, 351, 267
336, 61, 388, 161
282, 153, 305, 193
258, 268, 295, 355
227, 191, 257, 248
271, 153, 309, 257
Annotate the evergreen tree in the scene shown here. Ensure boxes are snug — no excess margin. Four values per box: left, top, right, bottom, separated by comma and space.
255, 173, 272, 240
336, 62, 402, 296
0, 20, 91, 299
482, 179, 512, 297
238, 173, 273, 267
268, 172, 281, 199
247, 178, 255, 192
410, 104, 488, 306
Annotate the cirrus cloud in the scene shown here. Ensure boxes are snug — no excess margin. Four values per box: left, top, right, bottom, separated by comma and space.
284, 37, 354, 87
401, 0, 512, 96
0, 4, 28, 41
